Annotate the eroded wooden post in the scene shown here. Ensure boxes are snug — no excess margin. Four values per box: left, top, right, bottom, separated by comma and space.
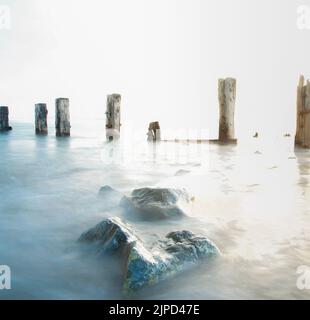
55, 98, 70, 137
35, 103, 48, 135
218, 78, 236, 141
106, 94, 121, 141
147, 122, 161, 142
0, 106, 12, 131
295, 75, 310, 148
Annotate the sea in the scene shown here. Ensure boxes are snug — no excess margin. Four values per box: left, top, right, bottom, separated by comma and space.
0, 121, 310, 300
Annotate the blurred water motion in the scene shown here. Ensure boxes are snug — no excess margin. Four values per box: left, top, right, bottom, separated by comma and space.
0, 121, 310, 300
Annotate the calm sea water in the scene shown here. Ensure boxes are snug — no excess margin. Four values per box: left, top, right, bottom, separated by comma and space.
0, 121, 310, 300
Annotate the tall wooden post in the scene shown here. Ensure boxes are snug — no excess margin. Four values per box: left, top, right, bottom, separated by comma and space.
218, 78, 237, 141
106, 94, 121, 141
55, 98, 70, 137
0, 106, 12, 131
295, 75, 310, 148
35, 103, 48, 135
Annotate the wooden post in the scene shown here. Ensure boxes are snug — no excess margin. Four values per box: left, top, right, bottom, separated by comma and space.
106, 94, 121, 141
55, 98, 70, 137
0, 106, 12, 131
218, 78, 237, 141
35, 104, 48, 135
295, 75, 310, 148
147, 122, 161, 142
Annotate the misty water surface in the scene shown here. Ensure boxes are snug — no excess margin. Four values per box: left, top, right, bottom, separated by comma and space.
0, 122, 310, 300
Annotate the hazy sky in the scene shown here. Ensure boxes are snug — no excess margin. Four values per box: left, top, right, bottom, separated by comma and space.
0, 0, 310, 138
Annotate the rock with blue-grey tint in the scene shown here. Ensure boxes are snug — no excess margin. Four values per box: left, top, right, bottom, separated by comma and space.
123, 230, 220, 293
78, 217, 139, 256
78, 217, 220, 293
98, 186, 123, 208
120, 188, 192, 220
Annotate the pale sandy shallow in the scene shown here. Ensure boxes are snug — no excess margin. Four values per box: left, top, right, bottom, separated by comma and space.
0, 122, 310, 300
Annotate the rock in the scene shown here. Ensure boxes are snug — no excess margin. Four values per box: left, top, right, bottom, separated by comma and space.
124, 230, 220, 292
99, 185, 122, 197
79, 217, 220, 293
98, 186, 123, 207
79, 217, 139, 256
120, 188, 192, 220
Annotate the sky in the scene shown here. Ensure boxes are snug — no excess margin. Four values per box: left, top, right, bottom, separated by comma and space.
0, 0, 310, 139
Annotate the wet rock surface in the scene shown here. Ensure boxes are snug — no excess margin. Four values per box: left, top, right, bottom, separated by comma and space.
79, 217, 220, 293
124, 230, 220, 292
120, 188, 192, 220
79, 217, 138, 256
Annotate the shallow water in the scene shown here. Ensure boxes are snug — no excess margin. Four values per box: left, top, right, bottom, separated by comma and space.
1, 122, 310, 300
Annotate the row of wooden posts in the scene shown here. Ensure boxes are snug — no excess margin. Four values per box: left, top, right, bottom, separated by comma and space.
0, 76, 310, 148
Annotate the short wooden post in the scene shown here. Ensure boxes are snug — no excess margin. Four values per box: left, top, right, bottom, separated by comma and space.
295, 75, 310, 148
218, 78, 237, 141
35, 103, 48, 135
0, 106, 12, 131
147, 122, 161, 142
106, 94, 121, 141
55, 98, 70, 137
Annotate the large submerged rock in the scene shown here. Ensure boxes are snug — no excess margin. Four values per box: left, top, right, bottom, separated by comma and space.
79, 217, 138, 256
124, 230, 220, 292
79, 217, 220, 293
120, 188, 192, 220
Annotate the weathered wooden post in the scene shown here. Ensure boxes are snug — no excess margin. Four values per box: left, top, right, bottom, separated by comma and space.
147, 122, 161, 142
0, 106, 12, 131
106, 94, 121, 141
295, 75, 310, 148
55, 98, 70, 137
35, 103, 48, 135
218, 78, 237, 141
